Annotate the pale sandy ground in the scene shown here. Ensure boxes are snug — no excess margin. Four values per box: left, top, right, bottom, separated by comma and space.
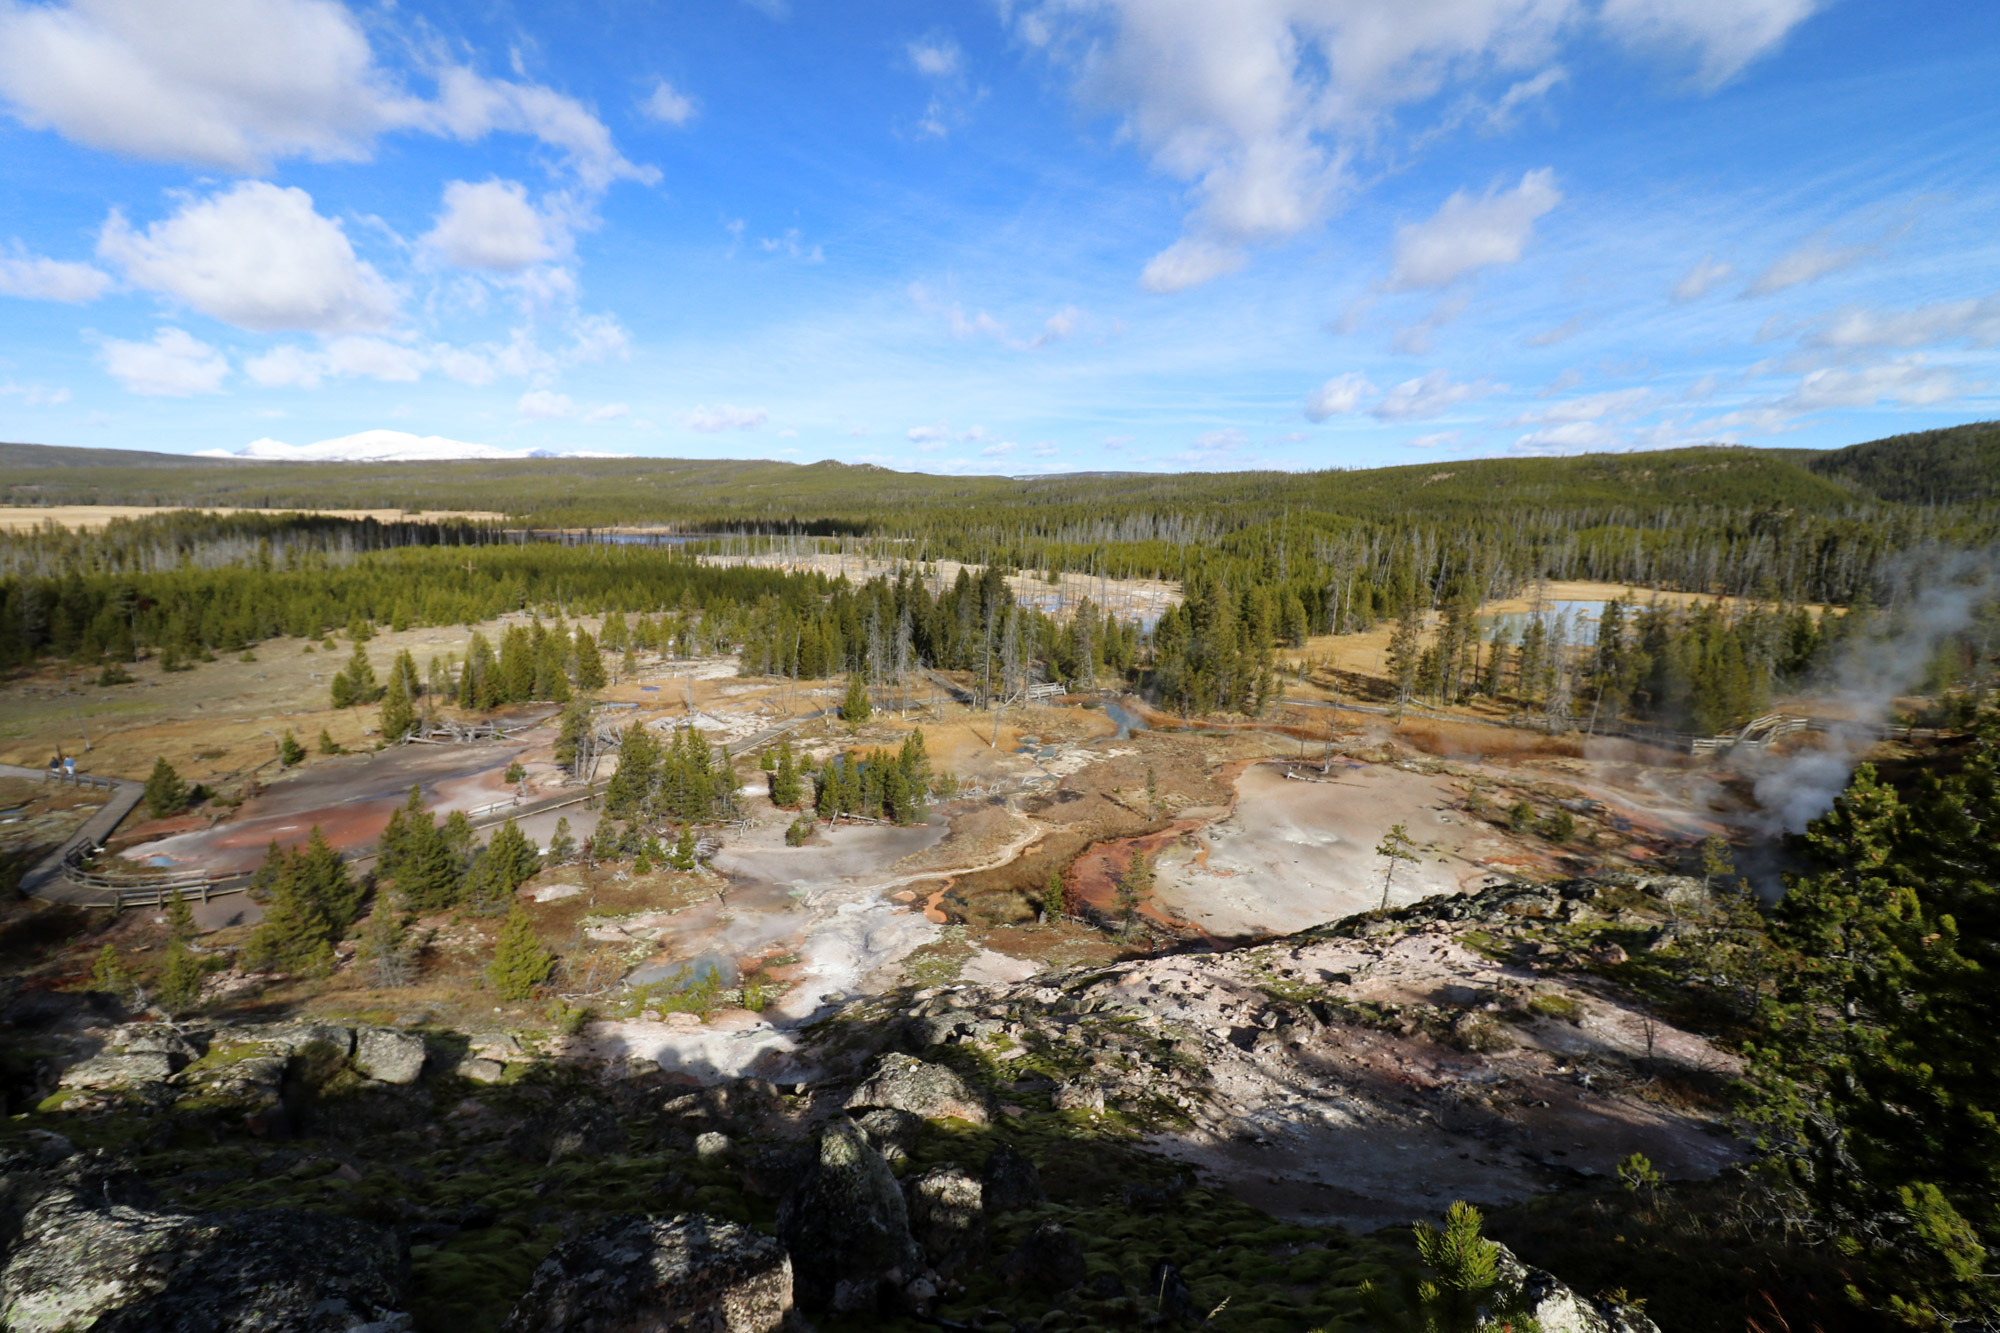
0, 505, 506, 532
1153, 762, 1515, 937
700, 549, 1182, 627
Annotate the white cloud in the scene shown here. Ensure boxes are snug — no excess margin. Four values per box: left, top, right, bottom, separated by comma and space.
909, 36, 961, 78
1139, 239, 1244, 293
1393, 293, 1470, 354
1508, 386, 1651, 424
0, 381, 70, 406
1405, 431, 1457, 449
907, 423, 951, 443
1600, 0, 1818, 89
519, 389, 576, 419
1780, 357, 1963, 412
1388, 168, 1560, 289
98, 181, 397, 334
1031, 306, 1082, 347
640, 79, 697, 126
685, 403, 768, 432
1524, 312, 1586, 346
980, 441, 1017, 457
1011, 2, 1812, 291
1808, 294, 2000, 350
0, 250, 111, 302
1303, 372, 1374, 421
1671, 253, 1733, 302
760, 228, 824, 263
1746, 231, 1872, 296
582, 402, 629, 423
0, 0, 654, 189
99, 326, 227, 396
1512, 420, 1627, 452
244, 336, 428, 388
1372, 369, 1496, 420
423, 179, 563, 272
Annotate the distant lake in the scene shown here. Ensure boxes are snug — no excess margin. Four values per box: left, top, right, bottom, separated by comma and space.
1477, 599, 1606, 646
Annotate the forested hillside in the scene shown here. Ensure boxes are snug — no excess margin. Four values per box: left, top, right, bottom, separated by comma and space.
1807, 419, 2000, 503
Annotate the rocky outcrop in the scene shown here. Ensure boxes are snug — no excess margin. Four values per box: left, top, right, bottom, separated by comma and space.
844, 1053, 988, 1124
502, 1213, 792, 1333
1500, 1247, 1662, 1333
0, 1175, 405, 1331
353, 1028, 426, 1085
904, 1165, 985, 1271
777, 1119, 921, 1311
850, 1107, 921, 1163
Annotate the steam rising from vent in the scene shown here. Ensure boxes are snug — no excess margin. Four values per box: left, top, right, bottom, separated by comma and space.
1751, 551, 1997, 842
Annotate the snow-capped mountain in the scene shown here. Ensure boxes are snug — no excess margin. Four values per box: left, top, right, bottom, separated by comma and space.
195, 431, 629, 463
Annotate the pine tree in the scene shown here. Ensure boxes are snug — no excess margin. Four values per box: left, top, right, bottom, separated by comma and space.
143, 756, 189, 819
573, 627, 607, 691
1042, 866, 1067, 920
840, 671, 871, 723
279, 731, 305, 766
547, 815, 576, 862
157, 940, 206, 1014
1375, 822, 1418, 910
379, 666, 415, 741
317, 729, 340, 754
164, 888, 195, 946
359, 888, 415, 987
487, 904, 554, 1001
670, 825, 698, 870
89, 942, 132, 999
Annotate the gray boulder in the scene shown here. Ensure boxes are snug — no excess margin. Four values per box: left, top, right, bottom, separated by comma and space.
778, 1119, 921, 1311
1499, 1247, 1662, 1333
353, 1028, 426, 1085
904, 1165, 984, 1271
844, 1053, 987, 1124
850, 1107, 921, 1163
227, 1021, 355, 1059
502, 1213, 792, 1333
103, 1024, 201, 1066
57, 1053, 174, 1092
0, 1182, 405, 1332
981, 1143, 1044, 1213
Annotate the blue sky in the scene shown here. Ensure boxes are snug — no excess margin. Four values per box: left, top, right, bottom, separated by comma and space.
0, 0, 1996, 474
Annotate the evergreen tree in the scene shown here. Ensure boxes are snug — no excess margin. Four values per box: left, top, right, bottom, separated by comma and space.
670, 825, 698, 870
379, 665, 416, 740
547, 815, 576, 862
164, 888, 195, 947
777, 740, 803, 807
88, 943, 132, 1000
143, 756, 189, 819
487, 903, 555, 1001
1042, 866, 1067, 920
278, 731, 305, 766
157, 939, 206, 1014
317, 729, 340, 754
840, 671, 872, 723
573, 627, 607, 690
1749, 750, 2000, 1322
244, 828, 352, 975
1375, 823, 1418, 910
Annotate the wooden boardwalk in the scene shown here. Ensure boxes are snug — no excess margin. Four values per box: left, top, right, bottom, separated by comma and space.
3, 763, 147, 905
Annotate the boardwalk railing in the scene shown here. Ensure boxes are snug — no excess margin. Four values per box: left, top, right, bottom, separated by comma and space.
58, 845, 251, 909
